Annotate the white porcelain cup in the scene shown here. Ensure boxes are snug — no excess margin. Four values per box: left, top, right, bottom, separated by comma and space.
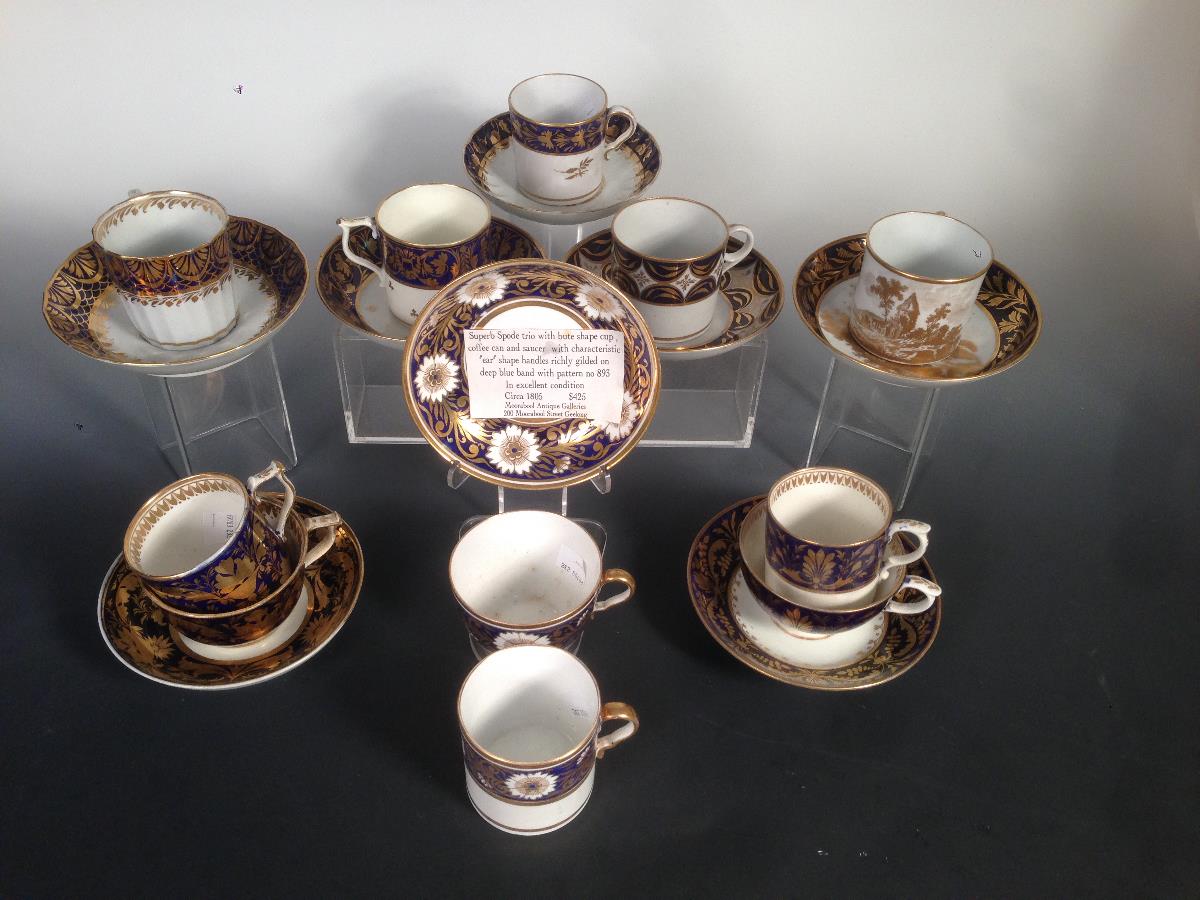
609, 197, 754, 341
337, 184, 492, 324
508, 73, 636, 204
850, 211, 993, 364
92, 190, 237, 348
458, 645, 638, 835
450, 511, 634, 655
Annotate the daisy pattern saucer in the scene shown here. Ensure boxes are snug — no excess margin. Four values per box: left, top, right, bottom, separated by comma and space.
794, 234, 1042, 384
44, 218, 308, 378
566, 229, 782, 359
402, 259, 660, 490
318, 218, 545, 344
98, 495, 363, 690
464, 113, 661, 226
686, 496, 941, 690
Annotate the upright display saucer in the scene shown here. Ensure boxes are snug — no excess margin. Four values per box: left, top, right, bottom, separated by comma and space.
793, 234, 1042, 384
686, 496, 941, 690
98, 496, 363, 690
402, 259, 660, 490
565, 230, 782, 359
318, 218, 545, 344
44, 218, 308, 378
464, 113, 661, 226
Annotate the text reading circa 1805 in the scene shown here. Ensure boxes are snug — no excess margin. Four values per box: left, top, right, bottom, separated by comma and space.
464, 328, 624, 421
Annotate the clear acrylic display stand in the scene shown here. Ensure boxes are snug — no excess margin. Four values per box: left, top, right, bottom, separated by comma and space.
806, 356, 941, 508
334, 328, 767, 448
140, 343, 298, 476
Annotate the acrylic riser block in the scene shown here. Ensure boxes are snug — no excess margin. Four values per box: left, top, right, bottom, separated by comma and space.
806, 356, 942, 509
140, 342, 298, 477
335, 327, 767, 449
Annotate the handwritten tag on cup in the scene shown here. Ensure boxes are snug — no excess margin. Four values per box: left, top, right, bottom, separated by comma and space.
201, 511, 240, 542
463, 329, 623, 422
557, 544, 588, 587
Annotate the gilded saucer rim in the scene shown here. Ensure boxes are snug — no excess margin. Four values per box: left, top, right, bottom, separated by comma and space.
565, 228, 783, 356
686, 495, 942, 690
42, 216, 309, 372
792, 232, 1043, 384
97, 495, 364, 691
317, 217, 546, 344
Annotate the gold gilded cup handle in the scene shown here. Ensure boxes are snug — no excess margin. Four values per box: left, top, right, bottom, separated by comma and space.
596, 701, 639, 759
603, 105, 636, 159
300, 513, 341, 568
594, 568, 635, 613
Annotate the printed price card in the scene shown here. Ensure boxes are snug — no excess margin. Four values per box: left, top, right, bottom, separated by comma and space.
463, 329, 624, 422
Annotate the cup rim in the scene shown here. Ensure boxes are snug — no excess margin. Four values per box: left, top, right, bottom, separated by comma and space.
449, 511, 603, 628
92, 190, 229, 260
611, 196, 733, 264
372, 182, 492, 249
457, 645, 602, 767
123, 472, 251, 582
863, 210, 993, 284
144, 506, 314, 621
507, 72, 609, 127
766, 466, 894, 549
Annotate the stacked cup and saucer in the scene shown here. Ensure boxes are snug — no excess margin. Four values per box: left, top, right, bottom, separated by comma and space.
98, 462, 364, 690
687, 467, 944, 690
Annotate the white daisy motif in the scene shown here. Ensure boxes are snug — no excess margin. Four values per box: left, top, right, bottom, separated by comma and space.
486, 425, 541, 475
458, 272, 509, 308
493, 631, 552, 650
414, 353, 460, 403
596, 391, 640, 441
573, 284, 621, 322
505, 770, 558, 800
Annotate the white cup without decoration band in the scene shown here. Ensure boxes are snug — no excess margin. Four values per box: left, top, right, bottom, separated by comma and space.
337, 184, 492, 324
609, 197, 754, 341
457, 645, 638, 835
850, 211, 993, 365
508, 73, 636, 204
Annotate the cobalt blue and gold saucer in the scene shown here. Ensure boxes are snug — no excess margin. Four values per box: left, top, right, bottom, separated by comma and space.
463, 113, 661, 226
44, 218, 308, 377
687, 496, 941, 690
566, 229, 782, 359
402, 259, 660, 490
793, 234, 1042, 384
318, 218, 545, 344
98, 496, 363, 690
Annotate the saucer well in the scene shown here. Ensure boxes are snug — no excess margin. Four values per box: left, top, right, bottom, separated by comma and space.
793, 234, 1042, 384
565, 230, 782, 360
317, 218, 545, 344
98, 495, 363, 690
686, 496, 941, 690
44, 218, 308, 378
464, 113, 661, 226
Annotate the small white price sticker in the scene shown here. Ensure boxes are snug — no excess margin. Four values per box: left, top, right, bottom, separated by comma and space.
463, 328, 623, 422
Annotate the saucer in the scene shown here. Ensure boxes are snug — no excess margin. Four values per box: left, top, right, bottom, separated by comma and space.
317, 218, 546, 344
565, 230, 782, 359
44, 218, 308, 378
687, 496, 941, 690
402, 259, 660, 490
464, 113, 661, 226
98, 495, 363, 690
793, 234, 1042, 384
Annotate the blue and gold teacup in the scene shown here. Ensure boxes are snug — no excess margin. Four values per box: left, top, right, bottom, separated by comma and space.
123, 461, 297, 613
764, 467, 931, 611
337, 183, 491, 325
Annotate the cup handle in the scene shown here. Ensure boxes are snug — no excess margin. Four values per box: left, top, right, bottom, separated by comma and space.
595, 701, 639, 759
603, 106, 637, 159
880, 519, 930, 577
337, 216, 386, 281
593, 568, 635, 613
882, 574, 941, 615
246, 460, 295, 536
300, 512, 341, 568
722, 224, 755, 271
